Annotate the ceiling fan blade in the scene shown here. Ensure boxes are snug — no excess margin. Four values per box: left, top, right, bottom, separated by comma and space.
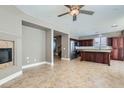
73, 15, 77, 21
64, 5, 71, 8
57, 12, 69, 17
80, 10, 94, 15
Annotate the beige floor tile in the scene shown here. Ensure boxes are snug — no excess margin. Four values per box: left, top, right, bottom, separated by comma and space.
1, 58, 124, 88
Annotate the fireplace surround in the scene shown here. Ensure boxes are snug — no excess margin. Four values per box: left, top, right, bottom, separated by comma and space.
0, 40, 14, 69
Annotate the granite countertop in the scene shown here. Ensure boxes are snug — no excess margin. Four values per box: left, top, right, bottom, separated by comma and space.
76, 46, 112, 53
77, 49, 112, 53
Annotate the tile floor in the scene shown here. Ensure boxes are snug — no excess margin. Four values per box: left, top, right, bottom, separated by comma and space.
1, 58, 124, 88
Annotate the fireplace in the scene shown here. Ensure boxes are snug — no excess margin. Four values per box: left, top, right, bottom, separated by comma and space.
0, 48, 12, 64
0, 40, 14, 69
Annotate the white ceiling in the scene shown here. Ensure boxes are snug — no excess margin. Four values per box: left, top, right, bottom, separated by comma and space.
17, 5, 124, 37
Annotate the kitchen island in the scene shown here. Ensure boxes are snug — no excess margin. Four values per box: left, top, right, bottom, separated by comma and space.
76, 47, 112, 66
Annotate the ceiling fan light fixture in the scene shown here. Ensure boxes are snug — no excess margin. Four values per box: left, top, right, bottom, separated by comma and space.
58, 5, 94, 21
70, 9, 79, 16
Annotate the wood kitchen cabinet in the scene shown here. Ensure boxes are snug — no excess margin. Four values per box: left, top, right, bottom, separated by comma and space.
112, 49, 118, 60
79, 36, 124, 61
79, 39, 93, 46
112, 37, 118, 48
111, 37, 124, 61
118, 37, 124, 48
80, 51, 110, 66
118, 48, 124, 60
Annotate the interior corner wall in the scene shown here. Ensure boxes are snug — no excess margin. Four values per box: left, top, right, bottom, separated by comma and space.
61, 34, 70, 59
46, 30, 53, 63
22, 25, 46, 66
0, 6, 22, 80
70, 35, 79, 40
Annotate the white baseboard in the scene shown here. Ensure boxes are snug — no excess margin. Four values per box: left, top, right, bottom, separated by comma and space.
0, 62, 52, 86
22, 62, 51, 69
0, 71, 22, 86
45, 62, 51, 65
61, 58, 70, 61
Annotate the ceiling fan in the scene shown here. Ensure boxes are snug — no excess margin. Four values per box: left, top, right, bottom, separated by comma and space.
58, 5, 94, 21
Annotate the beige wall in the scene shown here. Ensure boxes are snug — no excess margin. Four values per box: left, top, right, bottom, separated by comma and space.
70, 35, 79, 40
22, 25, 46, 66
46, 30, 53, 63
61, 34, 70, 59
0, 6, 22, 80
0, 6, 53, 81
0, 6, 54, 81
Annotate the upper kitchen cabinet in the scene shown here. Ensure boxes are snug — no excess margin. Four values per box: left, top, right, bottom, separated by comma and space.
107, 38, 112, 46
79, 39, 93, 46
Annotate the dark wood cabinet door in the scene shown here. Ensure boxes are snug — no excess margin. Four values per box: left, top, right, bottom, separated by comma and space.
112, 37, 118, 48
88, 40, 93, 46
86, 41, 89, 46
96, 53, 104, 63
112, 49, 118, 60
118, 48, 124, 61
85, 52, 90, 61
90, 53, 95, 62
79, 40, 83, 46
103, 53, 109, 64
118, 37, 124, 48
79, 39, 93, 46
111, 37, 124, 60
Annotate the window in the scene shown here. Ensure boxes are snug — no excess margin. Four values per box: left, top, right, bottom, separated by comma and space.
93, 36, 107, 48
